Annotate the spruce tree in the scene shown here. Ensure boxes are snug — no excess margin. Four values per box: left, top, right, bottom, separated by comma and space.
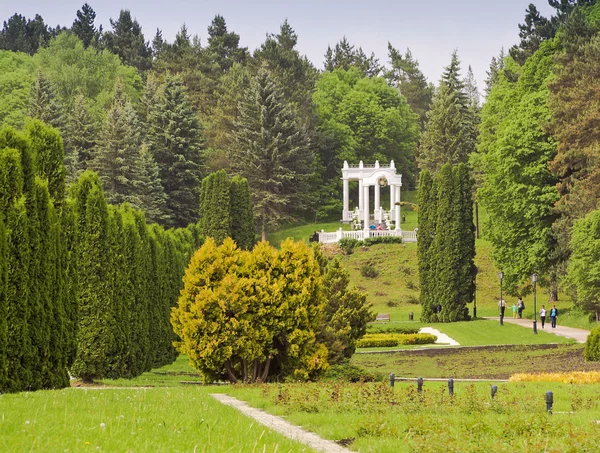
103, 9, 152, 72
72, 3, 100, 48
90, 86, 146, 209
199, 170, 231, 244
62, 93, 97, 179
71, 172, 115, 382
231, 66, 313, 240
147, 75, 204, 228
28, 72, 64, 130
230, 175, 255, 250
138, 145, 169, 224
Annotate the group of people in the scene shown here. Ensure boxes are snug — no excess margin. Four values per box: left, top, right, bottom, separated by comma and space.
498, 298, 559, 328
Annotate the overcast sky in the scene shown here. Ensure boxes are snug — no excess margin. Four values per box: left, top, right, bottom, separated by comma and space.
1, 1, 556, 93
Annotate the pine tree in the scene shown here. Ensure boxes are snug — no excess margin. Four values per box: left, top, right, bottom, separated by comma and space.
72, 3, 100, 48
231, 66, 313, 240
147, 75, 204, 228
229, 175, 255, 250
103, 10, 151, 71
90, 86, 146, 209
28, 72, 64, 130
199, 170, 231, 244
485, 48, 505, 96
206, 15, 248, 73
324, 36, 381, 77
71, 172, 115, 382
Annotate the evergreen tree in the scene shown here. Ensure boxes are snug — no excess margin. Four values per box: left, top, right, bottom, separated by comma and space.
229, 175, 255, 250
90, 86, 146, 209
28, 72, 64, 130
231, 66, 313, 240
70, 172, 115, 382
62, 94, 97, 179
199, 170, 231, 244
25, 119, 66, 206
0, 13, 52, 55
485, 48, 505, 96
0, 214, 6, 389
103, 10, 152, 72
417, 170, 438, 321
72, 3, 101, 48
138, 145, 169, 224
386, 45, 434, 126
59, 198, 78, 368
324, 36, 381, 77
147, 75, 204, 228
206, 15, 248, 73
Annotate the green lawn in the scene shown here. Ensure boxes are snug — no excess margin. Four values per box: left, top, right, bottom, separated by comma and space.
0, 386, 314, 453
225, 381, 600, 453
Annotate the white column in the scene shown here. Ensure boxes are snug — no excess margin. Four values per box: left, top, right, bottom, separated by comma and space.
358, 179, 364, 219
395, 185, 401, 230
389, 184, 395, 219
374, 183, 380, 221
363, 184, 370, 231
343, 178, 349, 221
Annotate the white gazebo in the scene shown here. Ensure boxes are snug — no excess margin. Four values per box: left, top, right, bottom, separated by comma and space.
316, 160, 417, 244
342, 160, 402, 231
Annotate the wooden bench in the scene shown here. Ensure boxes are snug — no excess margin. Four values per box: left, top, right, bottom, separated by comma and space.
376, 313, 391, 322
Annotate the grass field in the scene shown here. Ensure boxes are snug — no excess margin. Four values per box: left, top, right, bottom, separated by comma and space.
225, 381, 600, 453
0, 386, 313, 453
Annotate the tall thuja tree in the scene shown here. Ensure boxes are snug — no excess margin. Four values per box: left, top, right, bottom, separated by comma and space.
231, 66, 313, 240
25, 120, 65, 206
229, 175, 255, 250
386, 45, 434, 127
29, 72, 64, 130
103, 9, 151, 72
0, 213, 6, 388
147, 74, 204, 228
59, 198, 78, 368
417, 170, 437, 321
72, 3, 101, 48
90, 85, 146, 209
70, 171, 115, 382
478, 41, 559, 296
199, 170, 231, 244
419, 51, 474, 174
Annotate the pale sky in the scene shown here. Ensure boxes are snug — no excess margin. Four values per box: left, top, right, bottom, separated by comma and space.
1, 1, 556, 93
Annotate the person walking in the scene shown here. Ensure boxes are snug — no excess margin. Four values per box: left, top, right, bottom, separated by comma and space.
550, 305, 558, 328
511, 303, 518, 318
498, 298, 506, 325
539, 305, 547, 329
517, 298, 525, 319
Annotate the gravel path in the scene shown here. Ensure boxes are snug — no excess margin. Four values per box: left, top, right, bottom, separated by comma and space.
419, 327, 460, 345
485, 317, 590, 343
210, 393, 352, 453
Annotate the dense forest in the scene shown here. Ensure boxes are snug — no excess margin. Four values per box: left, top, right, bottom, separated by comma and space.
2, 0, 600, 390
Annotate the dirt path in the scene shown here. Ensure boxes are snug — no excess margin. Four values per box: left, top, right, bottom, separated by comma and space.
485, 317, 590, 343
210, 393, 352, 453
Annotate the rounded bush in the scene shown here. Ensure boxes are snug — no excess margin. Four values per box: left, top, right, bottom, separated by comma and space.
584, 325, 600, 361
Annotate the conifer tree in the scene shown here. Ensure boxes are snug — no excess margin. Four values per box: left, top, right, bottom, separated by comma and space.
199, 170, 231, 244
229, 175, 255, 250
71, 172, 115, 382
90, 86, 146, 209
147, 75, 204, 227
59, 198, 78, 368
62, 94, 97, 180
0, 213, 7, 389
138, 145, 169, 224
231, 66, 313, 240
103, 9, 152, 72
417, 170, 437, 321
28, 72, 64, 130
72, 3, 100, 48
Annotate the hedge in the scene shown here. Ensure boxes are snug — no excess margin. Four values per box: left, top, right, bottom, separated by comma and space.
357, 333, 437, 348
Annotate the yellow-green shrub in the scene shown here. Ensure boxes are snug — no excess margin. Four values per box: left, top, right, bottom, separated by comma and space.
357, 333, 437, 348
509, 371, 600, 384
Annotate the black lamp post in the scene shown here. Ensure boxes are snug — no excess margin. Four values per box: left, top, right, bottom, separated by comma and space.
532, 273, 538, 334
498, 271, 504, 326
473, 267, 478, 319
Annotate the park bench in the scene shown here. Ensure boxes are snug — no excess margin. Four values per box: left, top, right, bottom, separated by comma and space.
376, 313, 391, 322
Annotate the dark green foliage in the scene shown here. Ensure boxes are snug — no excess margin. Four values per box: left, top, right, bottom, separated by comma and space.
360, 265, 379, 279
0, 13, 53, 55
362, 237, 404, 246
366, 325, 420, 334
418, 170, 437, 321
146, 74, 204, 228
103, 10, 152, 72
28, 72, 64, 130
199, 170, 231, 244
338, 238, 362, 254
72, 3, 100, 48
231, 66, 313, 240
59, 199, 78, 368
0, 125, 34, 198
0, 214, 7, 388
229, 176, 255, 250
62, 94, 97, 179
324, 36, 382, 77
0, 148, 24, 214
583, 325, 600, 361
206, 15, 249, 73
25, 119, 65, 205
324, 364, 381, 383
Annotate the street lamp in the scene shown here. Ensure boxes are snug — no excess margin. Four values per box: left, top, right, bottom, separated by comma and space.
498, 271, 504, 326
473, 266, 478, 319
532, 273, 538, 334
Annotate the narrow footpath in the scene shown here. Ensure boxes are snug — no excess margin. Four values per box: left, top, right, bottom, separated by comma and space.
485, 317, 590, 343
210, 393, 352, 453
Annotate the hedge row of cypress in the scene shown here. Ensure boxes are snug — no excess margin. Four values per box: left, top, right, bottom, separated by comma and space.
199, 170, 255, 249
418, 163, 476, 322
0, 120, 200, 391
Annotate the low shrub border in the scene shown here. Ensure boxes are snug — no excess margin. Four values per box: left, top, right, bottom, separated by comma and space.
357, 333, 437, 348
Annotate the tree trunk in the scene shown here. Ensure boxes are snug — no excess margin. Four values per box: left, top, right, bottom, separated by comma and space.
260, 357, 272, 382
224, 361, 239, 384
252, 359, 259, 382
475, 201, 480, 239
261, 212, 267, 242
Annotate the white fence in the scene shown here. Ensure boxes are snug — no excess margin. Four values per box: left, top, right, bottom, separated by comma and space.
318, 229, 417, 244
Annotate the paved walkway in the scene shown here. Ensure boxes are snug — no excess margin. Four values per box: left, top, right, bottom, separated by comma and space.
419, 327, 460, 345
210, 393, 352, 453
485, 317, 590, 343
